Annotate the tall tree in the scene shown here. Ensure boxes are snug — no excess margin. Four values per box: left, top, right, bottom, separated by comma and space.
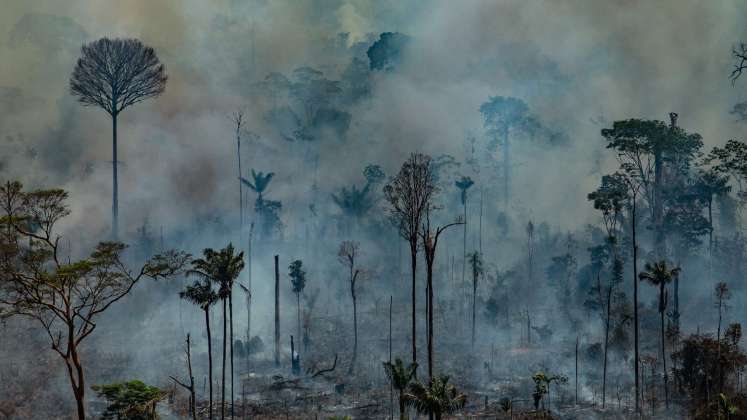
479, 96, 538, 207
466, 251, 483, 348
714, 282, 732, 394
187, 244, 245, 420
0, 181, 186, 420
289, 260, 307, 349
419, 204, 462, 379
179, 279, 218, 418
455, 176, 474, 297
639, 260, 681, 409
384, 153, 437, 367
332, 183, 374, 236
602, 115, 702, 256
241, 169, 282, 241
69, 38, 167, 239
338, 241, 362, 373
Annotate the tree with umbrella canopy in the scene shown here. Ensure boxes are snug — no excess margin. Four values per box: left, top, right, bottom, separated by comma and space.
70, 37, 167, 239
639, 260, 681, 410
179, 278, 218, 418
332, 183, 374, 236
455, 176, 474, 296
289, 260, 307, 346
241, 169, 281, 240
186, 244, 245, 420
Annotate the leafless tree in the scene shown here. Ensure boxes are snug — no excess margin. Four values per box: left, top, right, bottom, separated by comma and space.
384, 153, 436, 368
70, 38, 167, 239
0, 181, 187, 420
338, 240, 363, 374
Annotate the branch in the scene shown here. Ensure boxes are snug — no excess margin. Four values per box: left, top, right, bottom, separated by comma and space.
311, 353, 338, 378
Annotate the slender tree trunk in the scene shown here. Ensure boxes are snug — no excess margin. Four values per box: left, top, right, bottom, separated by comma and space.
350, 291, 358, 374
296, 293, 301, 346
471, 267, 477, 348
111, 112, 119, 239
660, 287, 669, 409
206, 308, 213, 419
602, 287, 612, 408
462, 200, 467, 310
427, 260, 434, 380
718, 298, 723, 395
632, 199, 640, 414
398, 392, 406, 420
66, 340, 86, 420
575, 336, 579, 406
274, 255, 280, 367
230, 293, 234, 419
221, 299, 227, 420
410, 243, 417, 369
187, 334, 197, 420
389, 296, 393, 420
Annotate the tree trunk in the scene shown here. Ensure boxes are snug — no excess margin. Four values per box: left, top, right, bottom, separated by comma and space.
296, 292, 301, 347
575, 336, 579, 406
229, 293, 234, 419
602, 287, 612, 408
632, 198, 640, 414
350, 292, 358, 374
221, 299, 227, 420
111, 112, 119, 239
654, 147, 664, 256
187, 334, 197, 420
206, 308, 213, 419
398, 393, 406, 420
503, 125, 510, 208
65, 341, 86, 420
471, 268, 477, 348
410, 244, 417, 369
274, 255, 280, 367
660, 287, 669, 409
427, 260, 434, 380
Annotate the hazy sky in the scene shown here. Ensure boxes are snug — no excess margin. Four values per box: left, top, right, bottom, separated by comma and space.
2, 0, 747, 237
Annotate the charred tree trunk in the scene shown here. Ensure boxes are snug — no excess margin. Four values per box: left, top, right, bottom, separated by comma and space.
632, 196, 640, 414
660, 284, 669, 409
205, 308, 214, 418
221, 299, 227, 420
410, 243, 418, 370
229, 293, 234, 419
111, 111, 119, 239
274, 255, 280, 367
602, 286, 612, 408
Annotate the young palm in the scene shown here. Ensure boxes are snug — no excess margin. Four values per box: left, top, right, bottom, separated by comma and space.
638, 260, 680, 410
383, 358, 418, 420
187, 244, 245, 420
179, 279, 218, 419
405, 375, 467, 420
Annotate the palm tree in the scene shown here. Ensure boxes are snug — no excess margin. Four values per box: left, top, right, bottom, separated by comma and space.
467, 250, 483, 348
455, 176, 474, 305
241, 169, 276, 239
331, 183, 374, 236
639, 260, 680, 410
240, 169, 275, 202
338, 241, 361, 374
187, 245, 245, 420
404, 375, 467, 420
179, 279, 218, 418
289, 260, 307, 345
383, 358, 418, 420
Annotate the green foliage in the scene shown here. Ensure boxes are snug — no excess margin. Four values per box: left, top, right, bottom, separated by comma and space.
289, 259, 306, 294
531, 372, 567, 410
638, 260, 680, 313
404, 375, 467, 420
367, 32, 410, 71
92, 380, 166, 420
383, 358, 418, 392
186, 244, 244, 299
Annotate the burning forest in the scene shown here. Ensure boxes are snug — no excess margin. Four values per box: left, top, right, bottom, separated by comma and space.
3, 1, 747, 419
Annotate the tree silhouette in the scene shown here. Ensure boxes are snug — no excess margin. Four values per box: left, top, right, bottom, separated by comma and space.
479, 96, 538, 207
70, 38, 167, 239
332, 183, 374, 235
338, 241, 362, 373
639, 260, 681, 409
384, 153, 436, 368
0, 181, 186, 420
467, 251, 483, 348
404, 375, 467, 420
241, 169, 281, 240
179, 278, 218, 418
455, 176, 474, 297
186, 244, 244, 420
289, 260, 307, 346
714, 282, 732, 394
383, 358, 418, 420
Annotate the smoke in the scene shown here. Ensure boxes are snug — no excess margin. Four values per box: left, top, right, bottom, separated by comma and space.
2, 0, 747, 417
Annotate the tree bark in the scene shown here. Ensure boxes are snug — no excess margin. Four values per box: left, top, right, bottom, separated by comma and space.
660, 285, 669, 409
602, 287, 612, 408
274, 255, 280, 367
410, 244, 417, 369
632, 197, 640, 414
221, 299, 227, 419
205, 308, 213, 419
229, 293, 234, 419
111, 112, 119, 240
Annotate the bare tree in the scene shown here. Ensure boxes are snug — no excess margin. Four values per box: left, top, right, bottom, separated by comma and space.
170, 334, 197, 420
419, 206, 462, 380
338, 241, 363, 374
0, 181, 187, 420
384, 153, 436, 368
70, 38, 167, 239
